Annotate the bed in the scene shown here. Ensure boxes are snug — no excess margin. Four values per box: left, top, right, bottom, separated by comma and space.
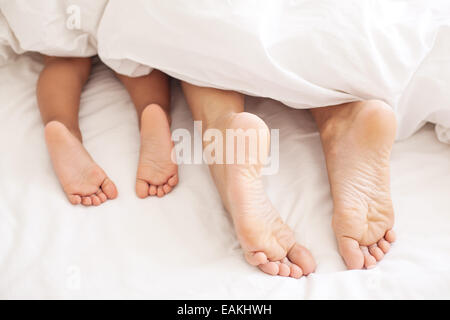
1, 54, 449, 299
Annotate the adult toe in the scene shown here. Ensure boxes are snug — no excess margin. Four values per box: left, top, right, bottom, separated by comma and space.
278, 263, 291, 277
258, 262, 280, 276
337, 237, 364, 270
287, 243, 316, 275
377, 239, 390, 253
245, 252, 268, 266
385, 230, 396, 243
361, 246, 377, 269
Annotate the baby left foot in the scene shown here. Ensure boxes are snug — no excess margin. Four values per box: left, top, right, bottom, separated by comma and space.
136, 104, 178, 198
45, 121, 118, 206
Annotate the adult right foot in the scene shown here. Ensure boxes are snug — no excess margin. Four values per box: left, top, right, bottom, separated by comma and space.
45, 121, 118, 206
313, 100, 396, 270
208, 112, 316, 278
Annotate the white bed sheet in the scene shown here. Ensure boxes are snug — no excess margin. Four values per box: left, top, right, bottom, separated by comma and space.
0, 55, 450, 299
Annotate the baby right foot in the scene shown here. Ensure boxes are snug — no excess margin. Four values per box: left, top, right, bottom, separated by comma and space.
45, 121, 118, 206
135, 104, 178, 198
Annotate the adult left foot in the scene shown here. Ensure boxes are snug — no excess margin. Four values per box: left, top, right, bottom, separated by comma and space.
136, 104, 178, 198
209, 112, 316, 278
314, 100, 397, 270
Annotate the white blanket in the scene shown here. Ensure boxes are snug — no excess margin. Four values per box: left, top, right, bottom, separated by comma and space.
0, 0, 106, 58
97, 0, 450, 142
1, 0, 450, 142
1, 55, 450, 299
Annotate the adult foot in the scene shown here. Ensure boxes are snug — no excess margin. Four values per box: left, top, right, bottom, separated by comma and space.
209, 112, 316, 278
136, 104, 178, 198
45, 121, 118, 206
315, 100, 397, 269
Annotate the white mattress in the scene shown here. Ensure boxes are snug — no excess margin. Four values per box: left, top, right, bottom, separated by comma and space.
1, 54, 450, 299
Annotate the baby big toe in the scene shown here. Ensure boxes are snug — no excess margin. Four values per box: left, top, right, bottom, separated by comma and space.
68, 195, 82, 205
168, 174, 178, 187
102, 178, 118, 199
136, 180, 150, 199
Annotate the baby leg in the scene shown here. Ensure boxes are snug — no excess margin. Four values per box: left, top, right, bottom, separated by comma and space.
116, 71, 177, 198
37, 56, 118, 206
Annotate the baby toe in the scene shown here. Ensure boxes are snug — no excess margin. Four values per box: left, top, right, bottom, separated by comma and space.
81, 196, 92, 206
102, 178, 118, 200
163, 184, 172, 194
136, 180, 149, 199
168, 174, 178, 187
157, 186, 165, 197
68, 195, 82, 205
96, 191, 107, 203
91, 195, 101, 206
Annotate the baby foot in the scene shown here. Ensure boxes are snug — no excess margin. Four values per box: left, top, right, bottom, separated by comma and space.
136, 104, 178, 198
210, 112, 316, 278
44, 121, 118, 206
319, 100, 397, 269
